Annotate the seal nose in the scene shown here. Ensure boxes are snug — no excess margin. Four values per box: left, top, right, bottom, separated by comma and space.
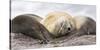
68, 27, 71, 31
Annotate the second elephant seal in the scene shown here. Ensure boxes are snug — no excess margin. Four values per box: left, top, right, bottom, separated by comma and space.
11, 14, 53, 44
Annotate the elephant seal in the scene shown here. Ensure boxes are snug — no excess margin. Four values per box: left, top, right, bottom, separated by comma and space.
11, 14, 53, 44
73, 16, 96, 36
41, 11, 76, 38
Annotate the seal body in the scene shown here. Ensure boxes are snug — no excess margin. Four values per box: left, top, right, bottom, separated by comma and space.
73, 16, 96, 36
41, 11, 76, 38
11, 14, 53, 43
18, 14, 43, 22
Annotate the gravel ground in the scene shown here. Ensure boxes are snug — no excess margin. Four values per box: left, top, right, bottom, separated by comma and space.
10, 33, 96, 50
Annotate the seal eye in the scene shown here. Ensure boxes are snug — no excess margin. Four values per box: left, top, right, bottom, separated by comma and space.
67, 27, 71, 31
